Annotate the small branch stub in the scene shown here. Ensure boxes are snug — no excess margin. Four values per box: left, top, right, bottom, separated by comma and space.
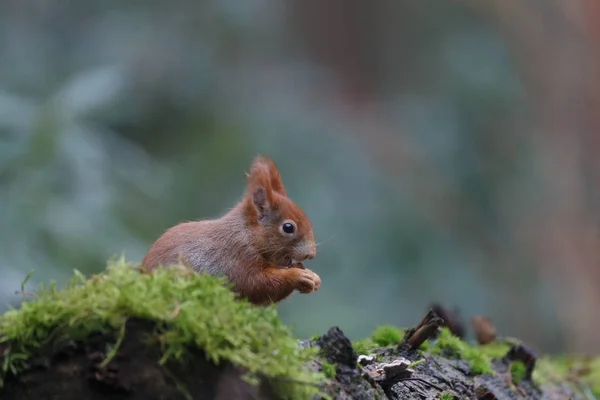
403, 309, 444, 350
430, 303, 465, 339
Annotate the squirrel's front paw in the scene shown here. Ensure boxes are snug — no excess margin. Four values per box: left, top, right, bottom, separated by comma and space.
295, 269, 321, 294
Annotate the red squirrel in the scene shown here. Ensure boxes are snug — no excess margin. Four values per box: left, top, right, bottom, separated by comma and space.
141, 155, 321, 305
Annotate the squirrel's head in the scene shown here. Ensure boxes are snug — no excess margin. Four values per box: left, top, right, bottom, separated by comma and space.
243, 155, 316, 268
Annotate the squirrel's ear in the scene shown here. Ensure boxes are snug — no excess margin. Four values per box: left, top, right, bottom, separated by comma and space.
246, 158, 274, 221
251, 186, 270, 221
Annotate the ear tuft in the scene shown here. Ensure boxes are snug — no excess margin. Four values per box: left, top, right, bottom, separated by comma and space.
246, 158, 272, 192
250, 155, 286, 196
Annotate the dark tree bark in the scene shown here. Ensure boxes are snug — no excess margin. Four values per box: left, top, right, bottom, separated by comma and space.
0, 317, 591, 400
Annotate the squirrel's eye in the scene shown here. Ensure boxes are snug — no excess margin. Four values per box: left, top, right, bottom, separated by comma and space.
282, 222, 295, 234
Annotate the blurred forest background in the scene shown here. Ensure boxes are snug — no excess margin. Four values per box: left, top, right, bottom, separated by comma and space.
2, 0, 600, 355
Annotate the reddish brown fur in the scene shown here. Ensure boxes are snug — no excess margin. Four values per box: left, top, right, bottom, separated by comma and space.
141, 155, 320, 306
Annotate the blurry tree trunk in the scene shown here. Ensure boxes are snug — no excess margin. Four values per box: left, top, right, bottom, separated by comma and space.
290, 0, 600, 353
288, 0, 549, 350
288, 0, 378, 104
470, 0, 600, 353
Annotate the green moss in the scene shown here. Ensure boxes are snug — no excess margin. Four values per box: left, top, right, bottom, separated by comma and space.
371, 325, 404, 347
321, 361, 336, 379
352, 324, 404, 355
0, 259, 327, 399
408, 358, 425, 369
352, 338, 377, 355
510, 361, 526, 384
534, 355, 600, 397
429, 328, 493, 375
477, 341, 511, 360
587, 357, 600, 396
439, 391, 454, 400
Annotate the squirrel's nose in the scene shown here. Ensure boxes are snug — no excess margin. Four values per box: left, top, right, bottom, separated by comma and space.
304, 242, 316, 260
297, 241, 316, 261
297, 253, 314, 262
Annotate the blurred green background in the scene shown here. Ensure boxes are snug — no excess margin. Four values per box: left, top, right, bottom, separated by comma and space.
3, 0, 600, 355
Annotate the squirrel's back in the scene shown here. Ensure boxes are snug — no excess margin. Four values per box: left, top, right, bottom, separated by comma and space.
141, 207, 261, 277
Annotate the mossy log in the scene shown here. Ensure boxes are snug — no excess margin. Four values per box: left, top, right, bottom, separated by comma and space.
0, 261, 598, 400
0, 318, 280, 400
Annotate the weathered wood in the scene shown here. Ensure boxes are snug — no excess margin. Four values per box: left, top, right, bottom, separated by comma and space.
0, 316, 593, 400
